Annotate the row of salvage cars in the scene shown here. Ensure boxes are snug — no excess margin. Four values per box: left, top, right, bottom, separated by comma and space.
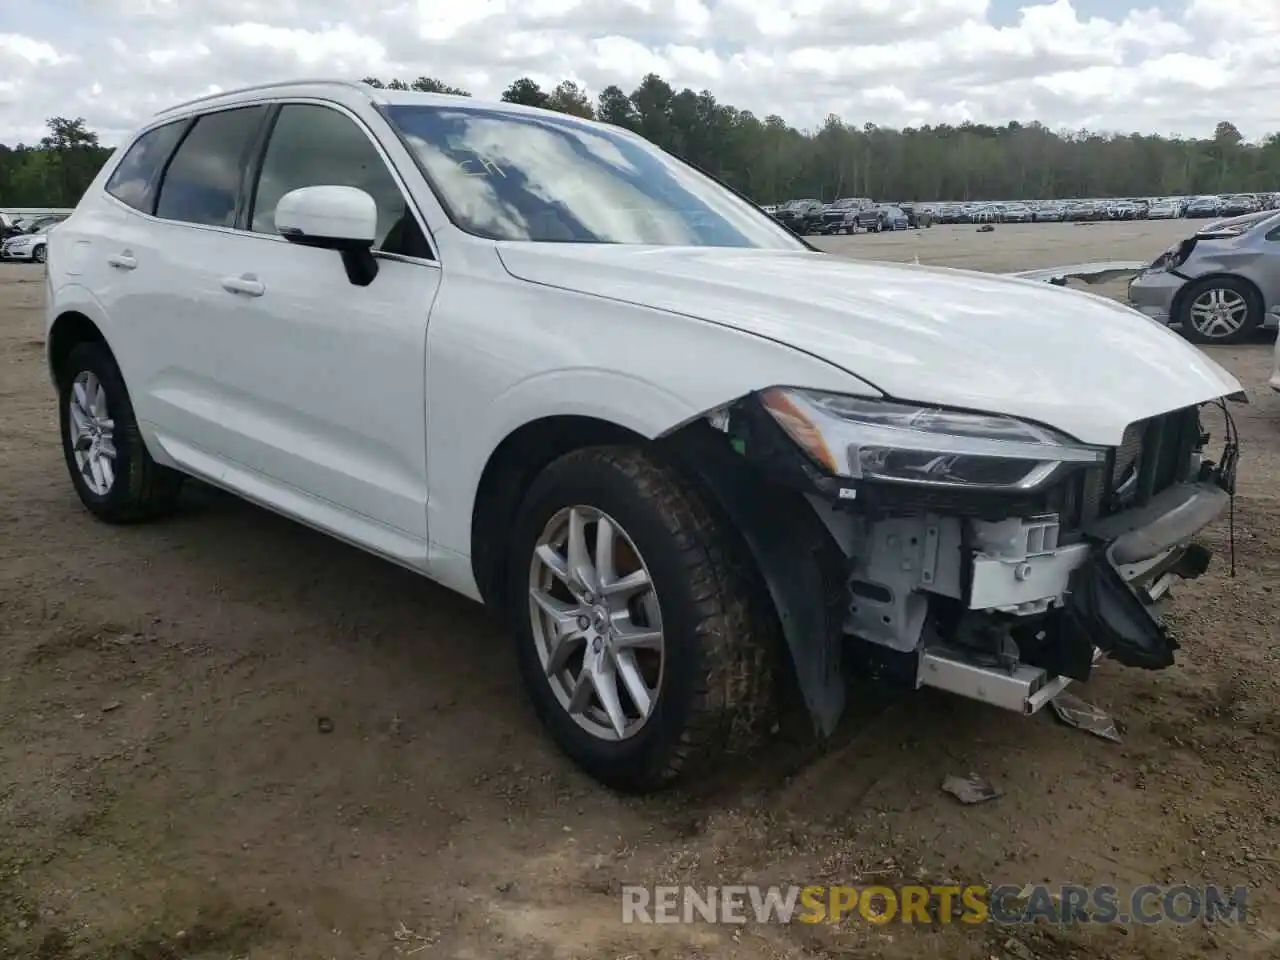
764, 198, 931, 236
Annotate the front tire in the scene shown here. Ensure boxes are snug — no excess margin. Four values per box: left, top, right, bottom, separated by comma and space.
32, 245, 46, 264
58, 342, 183, 523
1178, 277, 1262, 345
508, 447, 777, 793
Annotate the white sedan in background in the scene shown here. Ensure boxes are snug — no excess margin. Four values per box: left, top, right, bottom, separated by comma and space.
1, 224, 53, 263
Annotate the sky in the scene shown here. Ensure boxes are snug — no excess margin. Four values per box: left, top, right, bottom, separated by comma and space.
0, 0, 1276, 146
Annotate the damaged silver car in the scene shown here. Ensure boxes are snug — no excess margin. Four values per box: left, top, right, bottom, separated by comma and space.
1127, 209, 1280, 344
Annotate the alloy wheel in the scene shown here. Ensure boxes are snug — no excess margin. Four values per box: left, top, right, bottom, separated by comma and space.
1188, 287, 1249, 340
67, 370, 116, 495
527, 505, 664, 742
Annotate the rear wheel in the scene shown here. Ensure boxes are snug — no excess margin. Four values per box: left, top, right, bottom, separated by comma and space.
1178, 277, 1261, 345
58, 342, 183, 522
508, 447, 777, 793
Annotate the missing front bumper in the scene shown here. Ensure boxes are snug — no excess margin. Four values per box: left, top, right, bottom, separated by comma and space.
917, 538, 1211, 714
919, 645, 1105, 715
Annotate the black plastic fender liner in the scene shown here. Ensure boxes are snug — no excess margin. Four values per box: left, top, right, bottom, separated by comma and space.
659, 421, 848, 737
1063, 548, 1179, 670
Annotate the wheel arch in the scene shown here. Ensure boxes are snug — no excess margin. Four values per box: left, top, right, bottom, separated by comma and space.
47, 310, 112, 387
470, 414, 648, 610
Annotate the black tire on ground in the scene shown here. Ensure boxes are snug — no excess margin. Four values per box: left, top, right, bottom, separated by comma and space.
33, 245, 46, 263
1176, 276, 1263, 345
507, 446, 778, 793
58, 341, 184, 523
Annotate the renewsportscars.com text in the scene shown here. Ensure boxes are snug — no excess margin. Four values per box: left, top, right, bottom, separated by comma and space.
621, 884, 1248, 925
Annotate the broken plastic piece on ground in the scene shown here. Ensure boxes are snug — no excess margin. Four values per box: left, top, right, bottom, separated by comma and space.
941, 772, 1002, 804
1005, 260, 1147, 285
1050, 692, 1122, 742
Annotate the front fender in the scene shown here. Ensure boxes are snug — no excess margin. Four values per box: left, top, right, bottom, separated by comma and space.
424, 266, 875, 563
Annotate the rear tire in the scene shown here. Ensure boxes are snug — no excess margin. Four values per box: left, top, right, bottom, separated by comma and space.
1178, 277, 1261, 345
508, 446, 778, 793
58, 342, 183, 523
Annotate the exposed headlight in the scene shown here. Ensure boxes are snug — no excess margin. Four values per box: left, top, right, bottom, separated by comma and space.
759, 388, 1107, 491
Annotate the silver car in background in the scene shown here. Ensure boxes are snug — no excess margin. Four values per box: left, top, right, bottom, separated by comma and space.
1127, 209, 1280, 344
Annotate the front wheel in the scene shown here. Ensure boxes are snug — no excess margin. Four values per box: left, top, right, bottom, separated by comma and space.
1178, 277, 1261, 345
32, 245, 46, 264
508, 447, 777, 793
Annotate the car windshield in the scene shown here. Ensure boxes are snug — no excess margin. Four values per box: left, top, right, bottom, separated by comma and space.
384, 104, 804, 249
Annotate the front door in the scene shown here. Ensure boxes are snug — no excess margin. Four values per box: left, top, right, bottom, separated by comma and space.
209, 101, 441, 560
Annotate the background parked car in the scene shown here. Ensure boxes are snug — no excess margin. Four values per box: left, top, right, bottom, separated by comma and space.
1001, 203, 1032, 223
0, 221, 57, 263
899, 203, 933, 228
875, 205, 910, 231
773, 199, 822, 235
1184, 196, 1223, 218
1127, 209, 1280, 344
817, 197, 872, 234
1033, 202, 1064, 222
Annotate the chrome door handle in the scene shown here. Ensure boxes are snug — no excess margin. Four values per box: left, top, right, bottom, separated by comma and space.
220, 274, 265, 297
107, 253, 137, 270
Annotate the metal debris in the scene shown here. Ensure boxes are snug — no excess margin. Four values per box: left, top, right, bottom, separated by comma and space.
1050, 693, 1122, 742
1005, 260, 1146, 285
941, 772, 1001, 804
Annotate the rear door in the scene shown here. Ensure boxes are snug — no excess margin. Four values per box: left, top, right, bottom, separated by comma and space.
99, 105, 271, 464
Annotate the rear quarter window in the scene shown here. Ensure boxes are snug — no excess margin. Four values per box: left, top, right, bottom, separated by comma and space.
104, 120, 188, 213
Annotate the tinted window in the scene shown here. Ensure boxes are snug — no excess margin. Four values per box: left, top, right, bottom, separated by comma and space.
250, 104, 428, 258
104, 120, 187, 213
384, 104, 803, 249
154, 106, 268, 227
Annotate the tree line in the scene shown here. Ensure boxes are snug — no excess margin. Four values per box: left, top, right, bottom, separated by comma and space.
4, 74, 1278, 209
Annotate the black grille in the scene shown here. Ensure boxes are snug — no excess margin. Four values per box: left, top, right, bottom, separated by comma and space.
1074, 406, 1201, 526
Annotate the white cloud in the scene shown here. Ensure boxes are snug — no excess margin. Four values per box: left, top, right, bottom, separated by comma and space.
1, 0, 1276, 145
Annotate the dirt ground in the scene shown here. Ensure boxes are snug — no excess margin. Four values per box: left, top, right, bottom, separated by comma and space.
1, 222, 1277, 960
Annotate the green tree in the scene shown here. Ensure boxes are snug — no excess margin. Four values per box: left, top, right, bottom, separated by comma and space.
545, 80, 594, 119
501, 78, 548, 108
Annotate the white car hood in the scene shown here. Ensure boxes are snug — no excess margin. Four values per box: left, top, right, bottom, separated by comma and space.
496, 244, 1241, 446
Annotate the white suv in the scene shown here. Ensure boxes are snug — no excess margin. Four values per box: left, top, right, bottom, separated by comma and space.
46, 80, 1243, 792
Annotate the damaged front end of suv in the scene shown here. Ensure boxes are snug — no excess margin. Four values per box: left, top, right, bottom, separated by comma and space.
661, 388, 1239, 735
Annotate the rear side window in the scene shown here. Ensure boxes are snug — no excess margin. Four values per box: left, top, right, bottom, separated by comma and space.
154, 105, 268, 227
104, 120, 187, 213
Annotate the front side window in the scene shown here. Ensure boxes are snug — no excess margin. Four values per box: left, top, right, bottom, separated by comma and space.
383, 104, 804, 249
250, 104, 430, 258
154, 105, 268, 227
105, 119, 188, 213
